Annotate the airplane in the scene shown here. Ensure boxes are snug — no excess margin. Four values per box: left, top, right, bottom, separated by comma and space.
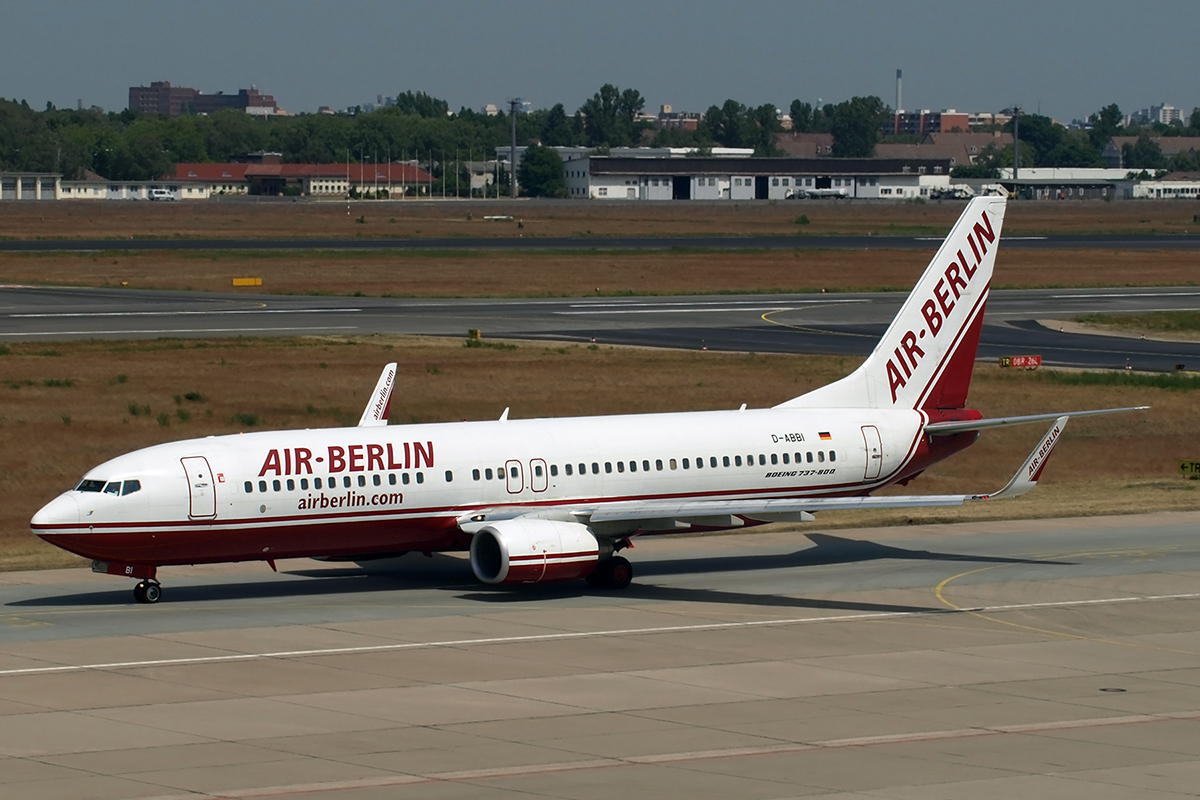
31, 197, 1144, 604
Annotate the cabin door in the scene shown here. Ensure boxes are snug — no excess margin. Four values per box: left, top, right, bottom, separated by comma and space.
861, 426, 883, 480
181, 456, 217, 518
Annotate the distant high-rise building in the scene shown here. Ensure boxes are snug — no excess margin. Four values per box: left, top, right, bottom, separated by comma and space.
127, 81, 278, 117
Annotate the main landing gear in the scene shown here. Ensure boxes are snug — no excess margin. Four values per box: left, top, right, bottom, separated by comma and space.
133, 579, 162, 604
587, 556, 633, 590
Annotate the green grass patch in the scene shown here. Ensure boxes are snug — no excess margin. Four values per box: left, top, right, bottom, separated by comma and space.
1034, 370, 1200, 391
42, 378, 74, 387
1075, 311, 1200, 333
464, 339, 518, 350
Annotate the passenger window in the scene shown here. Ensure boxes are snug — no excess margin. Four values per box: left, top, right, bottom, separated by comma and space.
535, 465, 543, 477
669, 459, 677, 470
759, 455, 766, 466
656, 459, 663, 471
315, 477, 323, 489
388, 474, 396, 485
830, 451, 836, 462
357, 475, 366, 487
711, 456, 718, 468
550, 465, 558, 477
592, 462, 600, 474
782, 453, 790, 464
682, 458, 689, 469
616, 462, 624, 473
627, 461, 634, 473
343, 476, 351, 488
578, 463, 586, 475
473, 469, 481, 481
287, 479, 295, 491
807, 452, 814, 463
445, 471, 453, 482
373, 474, 381, 486
565, 464, 573, 476
103, 481, 121, 495
735, 456, 742, 467
259, 480, 268, 492
695, 457, 703, 469
244, 481, 253, 493
510, 466, 519, 479
771, 454, 778, 465
485, 468, 493, 480
300, 478, 308, 490
273, 480, 281, 492
416, 472, 424, 484
604, 462, 612, 473
642, 460, 650, 472
402, 473, 410, 485
723, 456, 730, 467
818, 452, 825, 462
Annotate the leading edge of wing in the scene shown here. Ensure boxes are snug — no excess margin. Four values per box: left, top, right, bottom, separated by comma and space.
924, 406, 1146, 435
582, 417, 1071, 524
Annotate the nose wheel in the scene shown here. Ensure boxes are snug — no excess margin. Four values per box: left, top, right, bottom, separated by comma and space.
133, 579, 162, 604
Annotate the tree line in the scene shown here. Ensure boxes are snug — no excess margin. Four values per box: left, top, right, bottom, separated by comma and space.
3, 86, 1199, 192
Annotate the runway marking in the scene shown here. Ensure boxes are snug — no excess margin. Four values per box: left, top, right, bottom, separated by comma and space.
555, 306, 798, 315
0, 326, 360, 337
935, 556, 1200, 656
125, 709, 1200, 799
1051, 291, 1200, 299
568, 299, 868, 308
3, 592, 1199, 678
760, 307, 878, 338
6, 308, 362, 318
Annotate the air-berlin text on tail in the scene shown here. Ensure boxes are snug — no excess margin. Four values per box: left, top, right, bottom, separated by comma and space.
258, 441, 435, 477
886, 210, 995, 404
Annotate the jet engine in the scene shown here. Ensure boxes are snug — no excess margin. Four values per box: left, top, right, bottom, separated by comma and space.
469, 519, 602, 584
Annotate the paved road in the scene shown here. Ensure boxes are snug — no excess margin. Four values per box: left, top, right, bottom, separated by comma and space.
1, 512, 1198, 798
4, 285, 1200, 371
4, 232, 1200, 252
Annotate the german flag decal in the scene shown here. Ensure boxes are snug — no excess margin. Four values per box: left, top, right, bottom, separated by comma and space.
818, 431, 832, 440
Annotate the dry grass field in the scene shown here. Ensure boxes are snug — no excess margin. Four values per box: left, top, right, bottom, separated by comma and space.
4, 198, 1200, 242
1, 336, 1193, 572
2, 247, 1198, 297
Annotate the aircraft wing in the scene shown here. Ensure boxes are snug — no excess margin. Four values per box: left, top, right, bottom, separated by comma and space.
579, 416, 1069, 526
358, 363, 397, 427
924, 406, 1145, 435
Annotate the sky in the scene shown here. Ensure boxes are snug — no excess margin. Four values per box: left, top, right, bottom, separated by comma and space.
4, 0, 1197, 123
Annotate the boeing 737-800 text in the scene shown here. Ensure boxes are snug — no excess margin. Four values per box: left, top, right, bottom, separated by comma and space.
31, 198, 1142, 603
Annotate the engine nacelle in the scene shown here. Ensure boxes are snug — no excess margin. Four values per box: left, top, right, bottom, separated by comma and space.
469, 519, 601, 585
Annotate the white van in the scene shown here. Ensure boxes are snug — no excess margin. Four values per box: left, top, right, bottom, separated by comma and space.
148, 188, 176, 201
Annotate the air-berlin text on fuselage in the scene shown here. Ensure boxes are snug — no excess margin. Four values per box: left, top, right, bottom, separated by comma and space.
886, 210, 995, 404
258, 441, 434, 477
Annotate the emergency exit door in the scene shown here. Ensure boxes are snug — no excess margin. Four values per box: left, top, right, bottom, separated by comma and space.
861, 426, 883, 480
181, 456, 217, 518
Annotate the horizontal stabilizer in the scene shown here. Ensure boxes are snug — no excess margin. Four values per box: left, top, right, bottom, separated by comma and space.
358, 363, 397, 428
925, 406, 1147, 435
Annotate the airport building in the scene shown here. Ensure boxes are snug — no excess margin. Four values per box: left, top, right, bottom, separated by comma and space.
0, 172, 60, 200
564, 156, 953, 200
128, 81, 281, 117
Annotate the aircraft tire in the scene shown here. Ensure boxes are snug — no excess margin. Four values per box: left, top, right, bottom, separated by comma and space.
143, 582, 162, 603
589, 557, 633, 591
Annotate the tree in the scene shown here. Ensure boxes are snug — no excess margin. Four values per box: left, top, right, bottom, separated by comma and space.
578, 84, 646, 148
1087, 103, 1123, 151
1123, 134, 1166, 169
392, 91, 450, 118
1042, 131, 1103, 167
830, 96, 889, 158
789, 100, 813, 132
517, 144, 566, 197
540, 103, 574, 146
1010, 114, 1062, 166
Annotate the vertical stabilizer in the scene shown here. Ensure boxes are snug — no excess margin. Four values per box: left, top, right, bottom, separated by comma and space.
777, 197, 1006, 411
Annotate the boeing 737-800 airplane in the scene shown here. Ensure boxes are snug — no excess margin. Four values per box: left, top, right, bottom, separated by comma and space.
31, 198, 1141, 603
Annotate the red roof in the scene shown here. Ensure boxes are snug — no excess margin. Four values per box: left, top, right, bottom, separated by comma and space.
173, 163, 434, 182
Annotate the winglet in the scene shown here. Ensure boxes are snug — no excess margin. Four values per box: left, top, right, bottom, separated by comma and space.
973, 416, 1068, 500
357, 363, 397, 428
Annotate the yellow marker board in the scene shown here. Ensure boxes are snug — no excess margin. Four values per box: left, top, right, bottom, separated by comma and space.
1180, 460, 1200, 477
232, 278, 263, 287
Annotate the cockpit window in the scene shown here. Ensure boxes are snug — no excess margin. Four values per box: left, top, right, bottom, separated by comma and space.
122, 480, 141, 496
76, 479, 106, 493
103, 482, 121, 495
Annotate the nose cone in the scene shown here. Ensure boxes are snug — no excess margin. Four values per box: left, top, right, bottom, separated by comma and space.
31, 493, 80, 533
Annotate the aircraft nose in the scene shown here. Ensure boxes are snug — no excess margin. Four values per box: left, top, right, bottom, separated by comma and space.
31, 493, 80, 531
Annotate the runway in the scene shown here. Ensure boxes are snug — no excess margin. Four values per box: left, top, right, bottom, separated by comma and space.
4, 285, 1200, 371
1, 512, 1198, 798
4, 232, 1200, 253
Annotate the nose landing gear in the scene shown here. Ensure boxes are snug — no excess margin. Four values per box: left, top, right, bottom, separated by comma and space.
133, 579, 162, 604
